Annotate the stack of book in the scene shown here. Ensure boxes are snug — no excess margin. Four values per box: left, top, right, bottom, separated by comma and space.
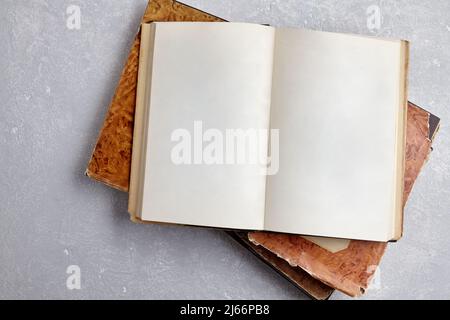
86, 0, 440, 299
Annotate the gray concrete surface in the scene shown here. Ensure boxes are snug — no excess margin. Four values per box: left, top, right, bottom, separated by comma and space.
0, 0, 449, 300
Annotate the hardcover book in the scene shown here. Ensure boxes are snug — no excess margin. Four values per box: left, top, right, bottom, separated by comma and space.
129, 21, 408, 242
86, 0, 439, 299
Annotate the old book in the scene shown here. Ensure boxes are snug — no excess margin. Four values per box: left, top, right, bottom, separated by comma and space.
249, 102, 440, 297
129, 21, 408, 242
85, 0, 438, 298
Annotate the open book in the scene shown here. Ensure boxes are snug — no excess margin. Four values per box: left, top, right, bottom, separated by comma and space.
129, 22, 408, 242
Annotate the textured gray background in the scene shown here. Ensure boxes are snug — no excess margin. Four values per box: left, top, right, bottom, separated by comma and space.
0, 0, 449, 300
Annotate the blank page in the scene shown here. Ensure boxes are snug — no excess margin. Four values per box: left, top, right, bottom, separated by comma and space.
140, 23, 275, 229
264, 28, 406, 241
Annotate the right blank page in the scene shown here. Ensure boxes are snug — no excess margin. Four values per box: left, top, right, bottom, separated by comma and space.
265, 28, 407, 241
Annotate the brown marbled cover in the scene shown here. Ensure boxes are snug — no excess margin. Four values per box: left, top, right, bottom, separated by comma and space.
85, 0, 439, 299
249, 102, 438, 297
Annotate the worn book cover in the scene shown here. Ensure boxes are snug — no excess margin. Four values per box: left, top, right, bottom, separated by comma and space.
85, 0, 439, 299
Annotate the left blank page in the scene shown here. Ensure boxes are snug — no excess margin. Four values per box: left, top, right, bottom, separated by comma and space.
139, 22, 275, 230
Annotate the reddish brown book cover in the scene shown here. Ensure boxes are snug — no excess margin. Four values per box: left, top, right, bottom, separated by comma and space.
85, 0, 440, 299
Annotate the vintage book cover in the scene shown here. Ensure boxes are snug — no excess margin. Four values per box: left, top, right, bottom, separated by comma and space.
85, 0, 439, 298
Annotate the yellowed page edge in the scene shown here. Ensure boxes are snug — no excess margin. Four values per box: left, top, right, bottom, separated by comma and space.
392, 40, 409, 240
128, 23, 154, 218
